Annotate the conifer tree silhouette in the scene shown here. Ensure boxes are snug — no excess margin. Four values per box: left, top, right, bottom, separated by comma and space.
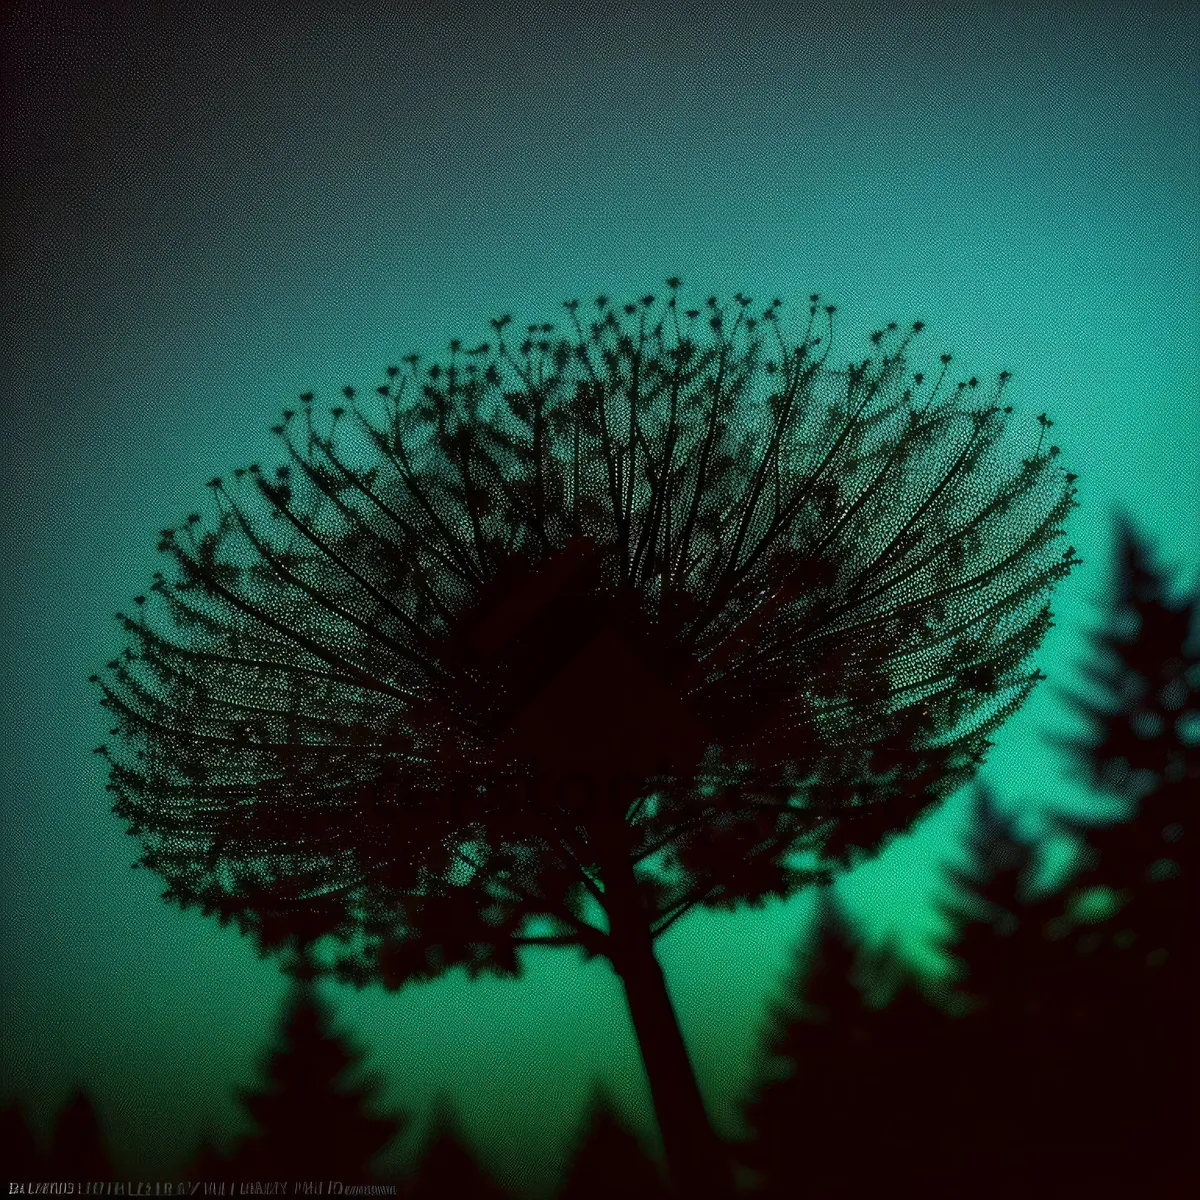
745, 787, 1137, 1200
185, 1129, 230, 1181
0, 1101, 44, 1181
46, 1088, 114, 1180
934, 786, 1076, 1023
858, 943, 981, 1196
556, 1087, 668, 1200
1040, 519, 1197, 1192
745, 560, 1196, 1200
930, 786, 1097, 1196
743, 890, 988, 1197
1052, 516, 1198, 961
220, 966, 404, 1181
933, 752, 1195, 1195
740, 892, 902, 1196
93, 283, 1077, 1198
739, 890, 863, 1198
407, 1102, 512, 1200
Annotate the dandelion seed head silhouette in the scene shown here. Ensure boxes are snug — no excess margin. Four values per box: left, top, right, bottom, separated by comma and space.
93, 284, 1079, 988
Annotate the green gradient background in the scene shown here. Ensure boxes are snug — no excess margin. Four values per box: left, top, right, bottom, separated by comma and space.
2, 0, 1197, 1193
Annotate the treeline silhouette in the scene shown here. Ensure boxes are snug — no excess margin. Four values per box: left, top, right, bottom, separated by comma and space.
741, 519, 1194, 1199
4, 520, 1194, 1195
1, 1089, 114, 1182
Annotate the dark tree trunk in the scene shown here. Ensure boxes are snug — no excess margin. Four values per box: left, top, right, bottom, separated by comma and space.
600, 832, 734, 1200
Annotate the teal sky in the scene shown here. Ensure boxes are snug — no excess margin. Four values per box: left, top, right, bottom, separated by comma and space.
2, 0, 1197, 1193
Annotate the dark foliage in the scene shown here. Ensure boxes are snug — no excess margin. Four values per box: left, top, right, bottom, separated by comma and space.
932, 761, 1194, 1194
921, 525, 1196, 1193
1043, 518, 1197, 1190
93, 283, 1076, 1198
739, 891, 961, 1197
0, 1101, 43, 1181
930, 789, 1113, 1196
407, 1104, 513, 1200
189, 974, 404, 1181
47, 1088, 114, 1180
185, 1130, 229, 1182
743, 784, 1191, 1198
1052, 515, 1198, 957
1, 1091, 116, 1183
556, 1087, 668, 1200
743, 528, 1197, 1200
933, 785, 1076, 1022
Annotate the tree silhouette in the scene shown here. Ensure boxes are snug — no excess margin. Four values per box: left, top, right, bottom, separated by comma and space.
46, 1088, 114, 1180
407, 1102, 512, 1200
93, 283, 1077, 1197
740, 891, 963, 1197
743, 527, 1197, 1200
930, 786, 1099, 1196
1040, 519, 1197, 1191
556, 1087, 668, 1200
744, 775, 1187, 1200
740, 890, 866, 1198
931, 748, 1195, 1195
185, 1129, 230, 1181
215, 970, 405, 1181
934, 785, 1076, 1023
1052, 515, 1197, 962
0, 1101, 44, 1181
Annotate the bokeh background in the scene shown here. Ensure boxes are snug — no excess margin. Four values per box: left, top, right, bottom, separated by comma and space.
2, 0, 1197, 1193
